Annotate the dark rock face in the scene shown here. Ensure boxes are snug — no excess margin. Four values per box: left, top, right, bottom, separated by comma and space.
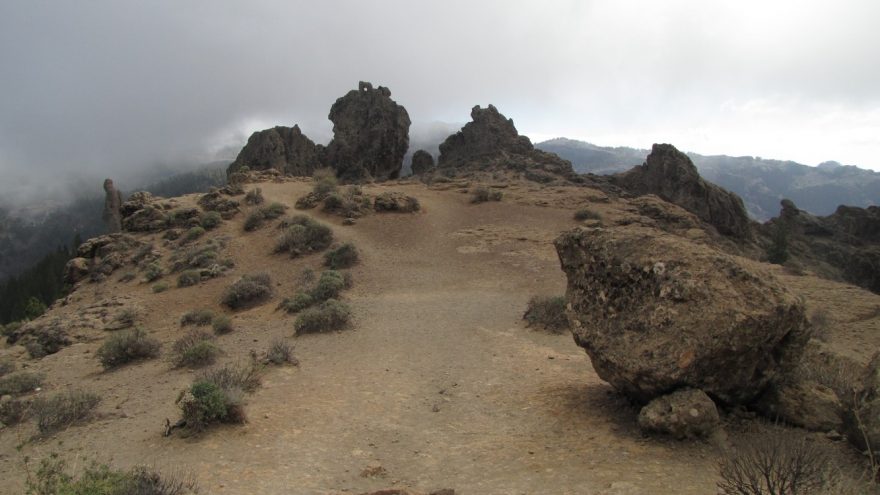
410, 150, 435, 175
102, 179, 123, 233
227, 125, 322, 176
437, 105, 576, 182
555, 225, 809, 405
614, 144, 752, 239
765, 200, 880, 293
324, 81, 411, 182
637, 388, 720, 439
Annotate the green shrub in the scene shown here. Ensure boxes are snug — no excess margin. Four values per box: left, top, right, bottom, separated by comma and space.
152, 282, 170, 293
180, 381, 230, 432
244, 187, 264, 205
200, 211, 222, 230
172, 330, 218, 368
243, 210, 265, 231
182, 226, 206, 243
324, 243, 359, 269
221, 273, 273, 309
294, 299, 352, 334
32, 390, 101, 434
310, 270, 347, 301
0, 370, 44, 395
275, 219, 333, 257
280, 292, 314, 313
97, 328, 161, 369
26, 456, 195, 495
574, 208, 602, 221
211, 315, 233, 335
144, 263, 163, 282
177, 269, 202, 288
266, 339, 296, 365
0, 398, 27, 426
523, 296, 568, 333
312, 168, 338, 197
176, 362, 263, 432
471, 186, 502, 203
259, 202, 286, 219
180, 308, 214, 326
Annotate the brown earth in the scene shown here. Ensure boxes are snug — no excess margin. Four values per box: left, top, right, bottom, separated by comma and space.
2, 178, 878, 494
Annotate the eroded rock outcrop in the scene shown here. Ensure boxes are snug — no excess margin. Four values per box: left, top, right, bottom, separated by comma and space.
614, 144, 752, 239
102, 178, 123, 233
226, 125, 323, 176
555, 225, 809, 405
324, 81, 411, 182
437, 105, 576, 183
410, 149, 435, 175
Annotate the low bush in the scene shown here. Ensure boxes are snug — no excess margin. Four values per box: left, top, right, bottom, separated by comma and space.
471, 186, 502, 203
0, 398, 27, 426
180, 308, 214, 326
266, 339, 296, 365
324, 243, 359, 269
113, 308, 138, 328
152, 282, 170, 293
0, 358, 15, 377
172, 330, 219, 368
32, 389, 101, 434
200, 211, 222, 230
177, 269, 202, 288
243, 210, 266, 231
260, 202, 286, 219
97, 328, 161, 369
198, 362, 262, 393
0, 370, 44, 395
244, 187, 264, 205
280, 292, 314, 314
312, 168, 338, 197
221, 273, 273, 309
26, 456, 196, 495
144, 263, 163, 282
212, 314, 233, 335
274, 217, 333, 257
574, 208, 602, 221
182, 226, 206, 243
523, 296, 568, 333
294, 299, 352, 334
177, 362, 263, 432
119, 271, 137, 282
310, 270, 347, 301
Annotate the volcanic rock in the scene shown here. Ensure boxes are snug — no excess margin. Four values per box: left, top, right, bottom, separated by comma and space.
637, 388, 720, 439
614, 144, 752, 239
324, 81, 411, 182
102, 178, 123, 233
227, 125, 323, 176
554, 225, 809, 405
410, 149, 435, 175
437, 105, 576, 182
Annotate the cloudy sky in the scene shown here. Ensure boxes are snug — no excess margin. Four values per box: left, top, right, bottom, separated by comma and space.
2, 0, 879, 204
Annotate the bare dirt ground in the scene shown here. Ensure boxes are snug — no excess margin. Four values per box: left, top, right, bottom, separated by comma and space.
2, 179, 877, 494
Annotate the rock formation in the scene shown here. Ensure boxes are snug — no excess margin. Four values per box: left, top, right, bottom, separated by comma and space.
102, 179, 123, 233
226, 125, 323, 176
323, 81, 411, 182
554, 225, 809, 405
763, 199, 880, 293
410, 149, 435, 175
613, 144, 752, 239
437, 105, 576, 183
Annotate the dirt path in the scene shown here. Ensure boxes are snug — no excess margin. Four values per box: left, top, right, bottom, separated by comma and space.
0, 182, 720, 494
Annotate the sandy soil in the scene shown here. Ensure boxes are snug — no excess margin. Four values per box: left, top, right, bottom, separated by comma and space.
1, 178, 877, 494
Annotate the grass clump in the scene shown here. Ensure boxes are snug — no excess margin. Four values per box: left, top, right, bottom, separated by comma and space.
221, 273, 273, 309
200, 211, 222, 230
211, 314, 233, 335
26, 455, 196, 495
244, 187, 264, 205
471, 186, 503, 203
182, 226, 206, 243
294, 299, 352, 335
180, 308, 214, 326
266, 339, 296, 365
523, 296, 569, 333
574, 208, 602, 221
96, 328, 161, 370
32, 389, 101, 435
274, 216, 333, 257
172, 330, 219, 368
152, 282, 170, 293
176, 269, 202, 288
324, 243, 359, 269
0, 370, 44, 395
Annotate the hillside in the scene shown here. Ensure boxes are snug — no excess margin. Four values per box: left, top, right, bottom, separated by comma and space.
536, 137, 880, 220
1, 173, 878, 494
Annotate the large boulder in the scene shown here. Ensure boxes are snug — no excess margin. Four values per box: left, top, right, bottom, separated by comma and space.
323, 81, 411, 182
554, 225, 809, 405
437, 105, 576, 182
614, 144, 752, 239
637, 388, 720, 439
410, 149, 435, 175
226, 125, 323, 176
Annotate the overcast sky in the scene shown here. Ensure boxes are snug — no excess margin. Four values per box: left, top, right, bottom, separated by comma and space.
2, 0, 879, 205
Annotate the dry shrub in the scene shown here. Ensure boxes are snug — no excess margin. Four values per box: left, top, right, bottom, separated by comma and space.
244, 187, 264, 205
523, 296, 569, 333
97, 328, 161, 369
324, 243, 359, 269
294, 299, 352, 334
221, 273, 272, 309
180, 309, 214, 326
312, 168, 338, 197
32, 390, 101, 435
471, 186, 502, 203
0, 370, 44, 395
172, 330, 219, 368
574, 208, 602, 221
274, 217, 333, 257
177, 362, 263, 432
266, 339, 297, 365
176, 269, 202, 288
211, 314, 233, 335
27, 454, 198, 495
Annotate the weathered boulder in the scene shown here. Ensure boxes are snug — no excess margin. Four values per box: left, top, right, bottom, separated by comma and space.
554, 225, 809, 405
410, 150, 435, 175
63, 257, 90, 284
637, 388, 720, 439
198, 189, 241, 219
437, 105, 576, 182
373, 192, 420, 213
614, 144, 752, 239
102, 178, 123, 233
758, 379, 843, 432
226, 125, 323, 176
324, 81, 411, 182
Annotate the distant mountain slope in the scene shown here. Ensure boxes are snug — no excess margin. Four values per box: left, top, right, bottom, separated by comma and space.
536, 137, 880, 220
